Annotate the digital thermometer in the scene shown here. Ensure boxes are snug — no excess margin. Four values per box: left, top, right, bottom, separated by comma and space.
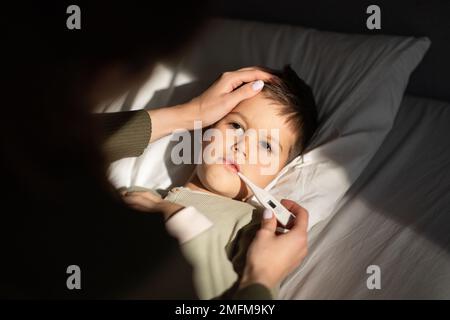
237, 172, 296, 231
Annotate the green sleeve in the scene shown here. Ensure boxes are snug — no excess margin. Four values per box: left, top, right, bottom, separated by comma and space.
95, 110, 152, 162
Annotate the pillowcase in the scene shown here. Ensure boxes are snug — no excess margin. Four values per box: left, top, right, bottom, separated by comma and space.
107, 18, 430, 230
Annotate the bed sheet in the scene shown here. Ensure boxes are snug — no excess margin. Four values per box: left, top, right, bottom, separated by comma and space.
279, 95, 450, 299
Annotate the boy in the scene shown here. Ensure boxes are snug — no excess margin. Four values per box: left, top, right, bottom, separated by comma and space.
123, 65, 318, 298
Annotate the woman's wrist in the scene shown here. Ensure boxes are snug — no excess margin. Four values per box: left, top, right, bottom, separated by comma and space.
146, 101, 199, 143
239, 266, 276, 291
156, 201, 185, 221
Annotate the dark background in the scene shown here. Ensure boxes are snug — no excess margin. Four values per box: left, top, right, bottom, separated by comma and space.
212, 0, 450, 102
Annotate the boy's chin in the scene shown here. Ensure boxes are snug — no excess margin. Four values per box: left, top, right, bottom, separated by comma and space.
198, 164, 242, 198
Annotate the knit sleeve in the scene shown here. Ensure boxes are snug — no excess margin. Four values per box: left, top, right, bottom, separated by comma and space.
95, 110, 151, 162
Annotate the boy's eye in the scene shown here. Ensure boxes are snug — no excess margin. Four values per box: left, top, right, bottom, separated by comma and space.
261, 141, 272, 152
230, 122, 241, 129
229, 122, 245, 135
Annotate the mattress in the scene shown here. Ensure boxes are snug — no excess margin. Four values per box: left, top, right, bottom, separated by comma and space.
279, 95, 450, 299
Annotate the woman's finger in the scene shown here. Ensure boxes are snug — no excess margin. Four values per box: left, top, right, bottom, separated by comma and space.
281, 199, 309, 234
259, 209, 277, 234
123, 194, 152, 208
224, 70, 273, 92
122, 194, 141, 205
127, 191, 162, 202
225, 80, 265, 109
237, 66, 263, 72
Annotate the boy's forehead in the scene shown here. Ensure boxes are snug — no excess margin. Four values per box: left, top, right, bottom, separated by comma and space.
235, 94, 281, 114
233, 95, 296, 138
234, 96, 287, 128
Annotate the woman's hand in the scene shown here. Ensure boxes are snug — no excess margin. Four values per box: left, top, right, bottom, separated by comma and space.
240, 199, 309, 290
122, 191, 184, 221
148, 67, 273, 142
186, 67, 273, 127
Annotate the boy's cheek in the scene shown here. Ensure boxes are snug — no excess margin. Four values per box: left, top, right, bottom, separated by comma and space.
244, 167, 269, 188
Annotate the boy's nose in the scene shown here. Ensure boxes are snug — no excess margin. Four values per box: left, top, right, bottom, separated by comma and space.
232, 135, 250, 160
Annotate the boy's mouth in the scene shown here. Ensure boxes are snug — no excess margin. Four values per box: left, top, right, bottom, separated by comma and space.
221, 157, 240, 173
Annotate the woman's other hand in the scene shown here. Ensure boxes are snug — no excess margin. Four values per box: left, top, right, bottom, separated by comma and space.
240, 199, 309, 290
148, 67, 272, 142
122, 191, 184, 221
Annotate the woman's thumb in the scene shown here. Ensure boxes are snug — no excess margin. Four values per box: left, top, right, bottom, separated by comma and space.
227, 80, 264, 108
260, 208, 277, 233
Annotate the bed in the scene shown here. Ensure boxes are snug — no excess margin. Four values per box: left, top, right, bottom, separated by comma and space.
209, 0, 450, 299
105, 1, 450, 299
280, 95, 450, 299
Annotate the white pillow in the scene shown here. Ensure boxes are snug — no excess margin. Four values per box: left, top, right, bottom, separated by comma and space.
107, 18, 430, 230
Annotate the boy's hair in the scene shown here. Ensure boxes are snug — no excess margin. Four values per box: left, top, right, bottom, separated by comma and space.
259, 65, 318, 159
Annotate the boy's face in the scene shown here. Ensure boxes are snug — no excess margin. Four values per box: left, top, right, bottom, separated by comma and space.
196, 94, 298, 200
